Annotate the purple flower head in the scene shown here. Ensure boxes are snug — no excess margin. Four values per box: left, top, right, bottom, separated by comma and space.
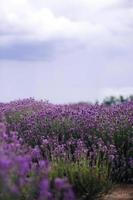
108, 154, 115, 162
42, 139, 49, 145
55, 178, 69, 190
39, 179, 52, 200
39, 160, 50, 170
129, 158, 133, 168
0, 122, 6, 134
16, 155, 31, 176
64, 189, 75, 200
31, 146, 41, 160
0, 157, 11, 170
55, 178, 75, 200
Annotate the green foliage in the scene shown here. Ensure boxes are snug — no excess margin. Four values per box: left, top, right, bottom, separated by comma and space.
103, 95, 133, 105
50, 160, 112, 200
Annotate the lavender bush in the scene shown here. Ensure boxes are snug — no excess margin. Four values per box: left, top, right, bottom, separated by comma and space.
0, 122, 75, 200
0, 98, 133, 199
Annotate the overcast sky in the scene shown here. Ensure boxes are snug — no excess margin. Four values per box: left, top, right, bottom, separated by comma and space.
0, 0, 133, 104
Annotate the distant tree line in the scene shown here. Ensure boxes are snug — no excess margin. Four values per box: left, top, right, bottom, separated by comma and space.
102, 95, 133, 106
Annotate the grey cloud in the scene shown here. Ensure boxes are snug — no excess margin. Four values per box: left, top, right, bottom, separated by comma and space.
0, 41, 55, 61
0, 42, 133, 103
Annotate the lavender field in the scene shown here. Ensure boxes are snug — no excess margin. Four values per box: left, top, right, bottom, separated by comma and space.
0, 98, 133, 200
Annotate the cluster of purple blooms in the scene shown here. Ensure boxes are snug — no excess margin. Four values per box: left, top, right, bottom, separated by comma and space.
0, 98, 133, 187
0, 122, 75, 200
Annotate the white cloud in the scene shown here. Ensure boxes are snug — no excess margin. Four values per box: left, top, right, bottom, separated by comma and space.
0, 0, 101, 45
0, 0, 133, 48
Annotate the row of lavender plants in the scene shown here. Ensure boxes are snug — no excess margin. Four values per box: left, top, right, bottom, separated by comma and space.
0, 98, 133, 199
0, 122, 75, 200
